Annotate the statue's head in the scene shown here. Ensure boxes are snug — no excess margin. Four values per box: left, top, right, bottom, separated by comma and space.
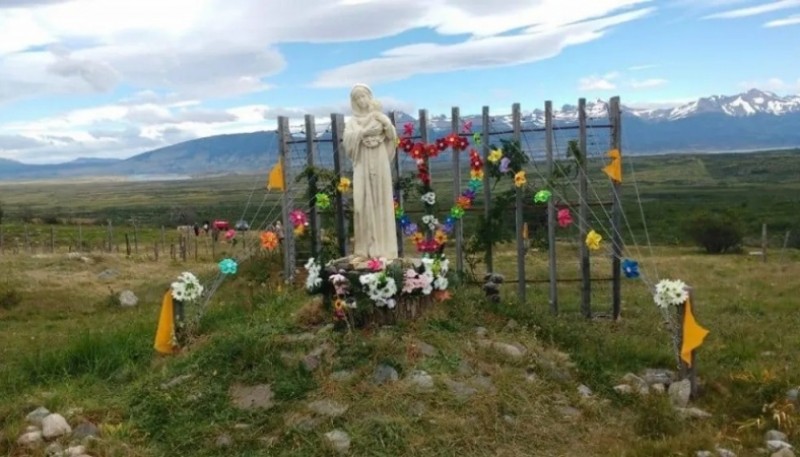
350, 83, 381, 115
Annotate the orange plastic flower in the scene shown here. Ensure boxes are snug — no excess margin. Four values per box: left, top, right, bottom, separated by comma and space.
337, 177, 351, 193
293, 225, 306, 236
434, 230, 448, 245
470, 169, 484, 180
456, 196, 471, 209
260, 231, 279, 251
514, 170, 527, 188
411, 232, 425, 244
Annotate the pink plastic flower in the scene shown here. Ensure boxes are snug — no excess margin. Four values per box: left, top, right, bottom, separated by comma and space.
557, 208, 573, 228
366, 258, 384, 272
224, 229, 236, 240
289, 210, 307, 227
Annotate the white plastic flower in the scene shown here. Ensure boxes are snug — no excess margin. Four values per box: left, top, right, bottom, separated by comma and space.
170, 271, 204, 301
421, 192, 436, 205
653, 279, 689, 309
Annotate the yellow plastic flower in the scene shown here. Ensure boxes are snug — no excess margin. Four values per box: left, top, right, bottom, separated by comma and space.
514, 170, 526, 188
488, 148, 503, 164
294, 225, 306, 236
585, 229, 602, 250
337, 177, 351, 193
411, 232, 425, 244
470, 169, 484, 180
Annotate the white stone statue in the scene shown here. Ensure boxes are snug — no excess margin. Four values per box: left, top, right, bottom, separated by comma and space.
342, 84, 399, 261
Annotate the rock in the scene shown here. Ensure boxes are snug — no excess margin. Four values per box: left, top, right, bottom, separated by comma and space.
474, 327, 488, 338
471, 375, 495, 393
230, 384, 275, 410
578, 384, 593, 397
408, 370, 434, 391
487, 341, 525, 359
651, 383, 666, 394
766, 430, 789, 442
613, 384, 633, 394
17, 430, 43, 447
787, 388, 799, 402
25, 425, 39, 432
503, 414, 516, 425
642, 369, 676, 386
45, 442, 63, 455
71, 421, 100, 440
716, 447, 737, 457
302, 354, 320, 371
696, 452, 713, 457
282, 332, 315, 343
772, 448, 796, 457
118, 290, 138, 307
26, 406, 51, 425
66, 445, 86, 456
557, 406, 581, 419
330, 370, 354, 382
308, 399, 349, 418
285, 414, 322, 431
458, 360, 474, 376
669, 379, 692, 407
161, 374, 193, 389
503, 319, 519, 331
416, 341, 439, 357
675, 407, 712, 419
373, 364, 399, 385
325, 429, 351, 454
216, 433, 233, 448
622, 373, 649, 393
768, 441, 793, 452
317, 324, 335, 334
42, 413, 72, 439
444, 379, 477, 401
97, 269, 117, 280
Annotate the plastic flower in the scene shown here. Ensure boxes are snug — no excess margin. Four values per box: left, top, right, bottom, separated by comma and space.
468, 178, 482, 191
170, 272, 204, 302
434, 230, 448, 245
260, 231, 279, 251
337, 177, 351, 193
315, 193, 331, 209
472, 132, 482, 145
470, 169, 484, 180
488, 148, 503, 164
557, 208, 573, 227
289, 210, 307, 227
622, 259, 640, 279
411, 232, 425, 244
293, 225, 305, 236
421, 192, 436, 205
653, 279, 689, 309
514, 170, 527, 188
585, 230, 602, 250
403, 222, 418, 237
534, 189, 552, 203
224, 229, 236, 240
499, 157, 511, 173
450, 206, 465, 218
367, 257, 385, 272
219, 258, 238, 275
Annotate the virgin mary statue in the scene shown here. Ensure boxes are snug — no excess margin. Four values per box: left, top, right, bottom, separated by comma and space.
342, 84, 399, 261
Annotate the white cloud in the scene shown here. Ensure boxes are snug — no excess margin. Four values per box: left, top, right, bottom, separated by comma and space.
703, 0, 800, 18
630, 78, 669, 89
764, 13, 800, 25
578, 72, 621, 91
738, 77, 800, 93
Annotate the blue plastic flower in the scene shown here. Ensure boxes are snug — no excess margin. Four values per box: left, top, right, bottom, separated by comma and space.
622, 259, 639, 279
219, 258, 238, 275
403, 222, 418, 236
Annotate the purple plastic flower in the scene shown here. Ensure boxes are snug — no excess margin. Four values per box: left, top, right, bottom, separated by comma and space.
500, 157, 511, 173
403, 222, 419, 236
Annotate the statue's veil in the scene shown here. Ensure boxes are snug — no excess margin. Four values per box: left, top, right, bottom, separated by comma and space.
350, 83, 382, 116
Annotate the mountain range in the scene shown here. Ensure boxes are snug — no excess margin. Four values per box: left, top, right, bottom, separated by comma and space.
0, 89, 798, 181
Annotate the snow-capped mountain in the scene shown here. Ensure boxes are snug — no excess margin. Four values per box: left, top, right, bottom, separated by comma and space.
626, 89, 800, 121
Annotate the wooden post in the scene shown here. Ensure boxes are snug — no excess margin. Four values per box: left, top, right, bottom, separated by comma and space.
388, 111, 404, 258
610, 96, 623, 320
512, 103, 526, 303
677, 288, 699, 399
161, 225, 166, 251
305, 114, 321, 259
780, 230, 791, 263
107, 220, 113, 253
545, 101, 558, 314
50, 226, 55, 253
761, 223, 768, 263
451, 106, 464, 273
578, 98, 591, 318
154, 242, 159, 261
125, 234, 131, 256
78, 223, 83, 252
133, 220, 139, 254
278, 116, 295, 281
330, 113, 347, 257
418, 109, 431, 242
481, 106, 494, 273
181, 235, 187, 262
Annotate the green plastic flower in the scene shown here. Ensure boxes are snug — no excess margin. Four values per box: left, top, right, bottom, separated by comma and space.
534, 189, 552, 203
315, 192, 331, 209
450, 206, 465, 218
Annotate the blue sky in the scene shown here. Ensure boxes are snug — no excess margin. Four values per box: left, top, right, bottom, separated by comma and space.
0, 0, 798, 163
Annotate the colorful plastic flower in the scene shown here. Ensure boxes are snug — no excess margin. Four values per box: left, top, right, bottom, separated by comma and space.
315, 193, 331, 209
472, 132, 481, 145
456, 195, 472, 209
421, 192, 436, 205
653, 279, 689, 309
514, 170, 527, 188
224, 229, 236, 240
557, 208, 573, 228
403, 222, 419, 237
585, 230, 602, 250
289, 209, 307, 227
219, 258, 238, 275
534, 189, 552, 203
367, 257, 385, 272
488, 148, 503, 164
293, 225, 305, 236
499, 157, 511, 173
450, 206, 465, 218
434, 230, 448, 245
260, 231, 279, 251
470, 169, 484, 180
337, 177, 351, 193
411, 232, 425, 244
403, 122, 414, 137
468, 179, 482, 191
622, 259, 640, 279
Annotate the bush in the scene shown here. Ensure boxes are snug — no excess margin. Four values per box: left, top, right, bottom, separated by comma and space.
684, 210, 744, 254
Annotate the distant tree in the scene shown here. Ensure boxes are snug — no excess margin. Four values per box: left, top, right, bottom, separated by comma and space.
684, 210, 744, 254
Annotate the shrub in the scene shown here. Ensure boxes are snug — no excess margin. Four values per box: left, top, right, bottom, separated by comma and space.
684, 210, 743, 254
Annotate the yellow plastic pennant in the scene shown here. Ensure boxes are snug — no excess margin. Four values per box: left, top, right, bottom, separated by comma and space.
267, 158, 285, 191
602, 148, 622, 183
154, 290, 176, 354
680, 297, 709, 367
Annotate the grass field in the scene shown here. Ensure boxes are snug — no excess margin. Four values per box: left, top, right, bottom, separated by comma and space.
0, 150, 799, 456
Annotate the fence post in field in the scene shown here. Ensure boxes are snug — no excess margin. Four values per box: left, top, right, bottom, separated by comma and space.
330, 113, 347, 258
545, 101, 558, 314
194, 237, 198, 262
761, 223, 768, 263
133, 220, 139, 254
125, 234, 131, 256
305, 114, 321, 259
107, 220, 113, 253
780, 230, 791, 262
50, 226, 55, 253
578, 98, 592, 318
181, 235, 188, 262
78, 223, 83, 252
24, 224, 31, 253
451, 106, 464, 274
481, 106, 494, 273
418, 108, 431, 244
610, 96, 623, 320
154, 242, 159, 261
161, 225, 166, 252
278, 115, 295, 281
389, 111, 404, 258
512, 103, 526, 303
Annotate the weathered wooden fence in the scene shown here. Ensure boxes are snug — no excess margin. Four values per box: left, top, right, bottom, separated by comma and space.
276, 97, 625, 317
